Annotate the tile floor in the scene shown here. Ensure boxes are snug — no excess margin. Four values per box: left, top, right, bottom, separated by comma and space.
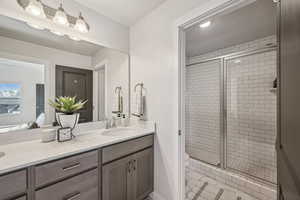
186, 173, 259, 200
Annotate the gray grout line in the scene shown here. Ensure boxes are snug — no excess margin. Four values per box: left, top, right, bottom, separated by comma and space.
237, 196, 242, 200
192, 182, 208, 200
215, 188, 224, 200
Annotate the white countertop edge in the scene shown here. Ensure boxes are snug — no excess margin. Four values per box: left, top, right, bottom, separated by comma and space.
0, 130, 155, 175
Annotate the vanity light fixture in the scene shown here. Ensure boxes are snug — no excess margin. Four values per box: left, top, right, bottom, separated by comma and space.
17, 0, 90, 34
199, 21, 212, 28
25, 0, 45, 18
53, 3, 69, 27
74, 13, 89, 33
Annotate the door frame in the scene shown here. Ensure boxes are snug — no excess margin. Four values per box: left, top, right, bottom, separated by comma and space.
176, 0, 260, 199
94, 60, 108, 121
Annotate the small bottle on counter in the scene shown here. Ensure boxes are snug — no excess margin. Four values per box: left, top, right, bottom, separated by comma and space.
41, 128, 57, 143
122, 114, 130, 127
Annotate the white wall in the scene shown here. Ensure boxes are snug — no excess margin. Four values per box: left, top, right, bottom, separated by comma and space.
92, 48, 129, 119
0, 63, 44, 125
0, 0, 129, 53
0, 35, 92, 124
129, 0, 233, 199
0, 36, 92, 69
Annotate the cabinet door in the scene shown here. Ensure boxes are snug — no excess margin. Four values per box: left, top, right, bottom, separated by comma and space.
102, 156, 132, 200
134, 148, 154, 200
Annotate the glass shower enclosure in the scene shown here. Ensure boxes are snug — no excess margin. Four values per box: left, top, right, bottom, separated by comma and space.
185, 46, 277, 184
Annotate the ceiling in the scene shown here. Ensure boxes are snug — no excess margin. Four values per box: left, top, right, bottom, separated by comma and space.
0, 15, 103, 56
74, 0, 166, 26
186, 0, 277, 58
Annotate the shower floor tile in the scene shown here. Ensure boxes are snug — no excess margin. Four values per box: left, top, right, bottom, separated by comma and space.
186, 174, 259, 200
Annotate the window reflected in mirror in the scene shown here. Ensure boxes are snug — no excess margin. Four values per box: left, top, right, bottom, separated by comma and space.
0, 58, 45, 133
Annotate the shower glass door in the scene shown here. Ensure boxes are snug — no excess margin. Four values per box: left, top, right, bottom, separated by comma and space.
185, 59, 222, 166
225, 50, 277, 184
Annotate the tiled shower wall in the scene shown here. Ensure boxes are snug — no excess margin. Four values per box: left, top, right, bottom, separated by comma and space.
185, 35, 277, 199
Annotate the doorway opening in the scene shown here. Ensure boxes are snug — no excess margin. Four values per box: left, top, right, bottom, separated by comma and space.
179, 0, 278, 199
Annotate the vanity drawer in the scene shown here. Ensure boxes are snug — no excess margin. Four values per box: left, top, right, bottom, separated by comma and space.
102, 134, 153, 164
36, 168, 98, 200
35, 150, 98, 187
0, 170, 27, 200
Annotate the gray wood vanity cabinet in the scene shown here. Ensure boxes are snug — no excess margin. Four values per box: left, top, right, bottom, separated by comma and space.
102, 148, 153, 200
0, 169, 27, 200
0, 134, 154, 200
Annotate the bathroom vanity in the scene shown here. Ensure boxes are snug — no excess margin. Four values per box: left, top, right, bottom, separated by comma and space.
0, 127, 154, 200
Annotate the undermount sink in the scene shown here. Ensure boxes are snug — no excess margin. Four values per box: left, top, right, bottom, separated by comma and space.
101, 127, 136, 136
0, 152, 5, 158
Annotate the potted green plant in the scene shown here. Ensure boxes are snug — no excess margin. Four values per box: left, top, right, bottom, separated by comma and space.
49, 96, 87, 129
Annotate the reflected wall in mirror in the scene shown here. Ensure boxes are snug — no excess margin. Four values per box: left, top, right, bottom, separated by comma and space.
0, 14, 129, 134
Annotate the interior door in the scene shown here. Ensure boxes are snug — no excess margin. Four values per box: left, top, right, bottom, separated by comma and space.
56, 65, 93, 123
277, 0, 300, 199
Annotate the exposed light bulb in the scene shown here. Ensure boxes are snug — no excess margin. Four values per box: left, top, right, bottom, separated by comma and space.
199, 21, 212, 28
25, 0, 45, 18
50, 30, 64, 36
69, 35, 81, 41
27, 22, 45, 30
74, 13, 89, 33
53, 3, 69, 27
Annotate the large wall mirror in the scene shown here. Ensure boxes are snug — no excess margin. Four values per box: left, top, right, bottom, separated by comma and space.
0, 14, 130, 134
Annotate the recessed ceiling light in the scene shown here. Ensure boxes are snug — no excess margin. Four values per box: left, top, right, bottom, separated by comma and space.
199, 21, 211, 28
27, 22, 45, 30
50, 30, 64, 36
68, 35, 81, 41
234, 59, 242, 64
273, 0, 279, 3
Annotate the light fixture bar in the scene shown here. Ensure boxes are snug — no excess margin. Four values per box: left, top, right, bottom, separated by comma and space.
17, 0, 90, 33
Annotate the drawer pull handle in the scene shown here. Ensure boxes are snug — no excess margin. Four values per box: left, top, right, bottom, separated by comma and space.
64, 192, 81, 200
62, 163, 81, 171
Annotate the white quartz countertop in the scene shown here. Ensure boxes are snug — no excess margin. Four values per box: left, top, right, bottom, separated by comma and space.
0, 125, 155, 175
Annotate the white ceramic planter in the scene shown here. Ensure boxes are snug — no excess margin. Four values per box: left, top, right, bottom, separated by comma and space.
56, 113, 80, 129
